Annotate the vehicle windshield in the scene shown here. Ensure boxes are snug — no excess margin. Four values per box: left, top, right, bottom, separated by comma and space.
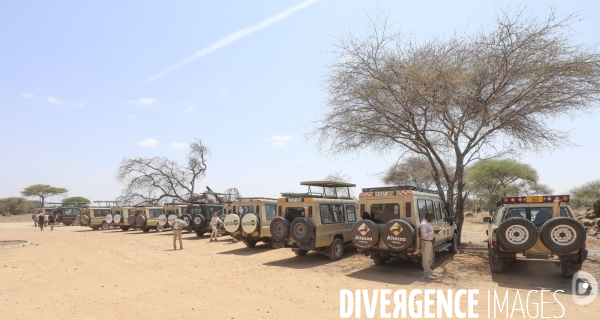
237, 205, 254, 217
62, 208, 80, 215
370, 203, 399, 224
504, 207, 569, 227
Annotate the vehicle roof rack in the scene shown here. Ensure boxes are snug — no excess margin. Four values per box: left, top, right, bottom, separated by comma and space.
361, 185, 438, 195
300, 180, 356, 188
280, 192, 353, 200
235, 197, 279, 202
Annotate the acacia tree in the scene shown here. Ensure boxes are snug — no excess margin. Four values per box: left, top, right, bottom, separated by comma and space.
312, 8, 600, 241
116, 139, 211, 205
382, 156, 439, 189
62, 196, 91, 206
21, 184, 68, 207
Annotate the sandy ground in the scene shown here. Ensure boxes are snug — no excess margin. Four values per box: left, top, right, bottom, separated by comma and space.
1, 219, 599, 320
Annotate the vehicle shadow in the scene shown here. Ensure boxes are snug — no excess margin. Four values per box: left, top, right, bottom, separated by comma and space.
217, 243, 274, 256
264, 245, 358, 269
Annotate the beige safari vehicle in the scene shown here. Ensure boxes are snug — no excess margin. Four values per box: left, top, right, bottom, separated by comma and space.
270, 181, 358, 260
223, 198, 279, 247
484, 195, 587, 277
350, 186, 458, 266
110, 206, 134, 231
163, 203, 187, 229
126, 206, 167, 232
79, 205, 112, 231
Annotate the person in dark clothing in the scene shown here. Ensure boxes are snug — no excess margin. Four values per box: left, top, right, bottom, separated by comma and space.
48, 214, 56, 231
37, 212, 45, 231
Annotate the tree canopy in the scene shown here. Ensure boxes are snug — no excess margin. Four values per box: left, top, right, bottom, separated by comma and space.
62, 196, 91, 206
382, 157, 438, 190
570, 179, 600, 208
21, 184, 68, 207
0, 197, 38, 215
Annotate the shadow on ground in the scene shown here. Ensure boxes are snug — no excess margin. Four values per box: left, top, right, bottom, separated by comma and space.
217, 243, 274, 256
264, 245, 358, 269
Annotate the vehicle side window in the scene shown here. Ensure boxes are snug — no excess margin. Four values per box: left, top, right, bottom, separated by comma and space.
238, 205, 254, 217
166, 210, 176, 215
134, 210, 143, 216
417, 199, 427, 221
506, 208, 525, 219
332, 204, 345, 223
559, 207, 569, 217
346, 205, 356, 222
93, 209, 109, 217
433, 202, 442, 221
320, 205, 333, 224
265, 204, 277, 220
113, 210, 121, 215
425, 200, 434, 219
149, 209, 162, 217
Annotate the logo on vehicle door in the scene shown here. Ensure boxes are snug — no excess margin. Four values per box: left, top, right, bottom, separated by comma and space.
358, 223, 370, 236
390, 222, 403, 236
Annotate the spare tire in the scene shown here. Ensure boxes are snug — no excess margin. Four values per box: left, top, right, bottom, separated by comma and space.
381, 219, 414, 251
76, 215, 82, 225
270, 217, 290, 242
350, 220, 379, 250
223, 214, 241, 233
540, 217, 586, 253
113, 214, 122, 224
192, 214, 205, 226
241, 214, 259, 234
55, 213, 62, 223
181, 214, 192, 226
80, 214, 90, 226
135, 214, 147, 226
497, 217, 537, 251
127, 214, 136, 226
167, 214, 178, 226
157, 214, 167, 227
105, 214, 113, 224
290, 217, 314, 243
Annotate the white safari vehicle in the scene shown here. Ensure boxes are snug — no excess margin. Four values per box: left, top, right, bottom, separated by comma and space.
223, 198, 279, 247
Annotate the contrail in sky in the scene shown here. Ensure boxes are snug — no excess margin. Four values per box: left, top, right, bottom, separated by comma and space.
140, 0, 321, 86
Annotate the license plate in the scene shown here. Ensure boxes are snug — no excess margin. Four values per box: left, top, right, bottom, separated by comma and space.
526, 196, 543, 203
374, 191, 395, 196
287, 198, 302, 202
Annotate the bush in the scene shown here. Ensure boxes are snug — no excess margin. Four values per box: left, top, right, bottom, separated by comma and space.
0, 197, 37, 216
570, 180, 600, 208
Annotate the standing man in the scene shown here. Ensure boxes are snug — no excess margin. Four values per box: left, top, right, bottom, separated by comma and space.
37, 211, 45, 231
32, 212, 38, 227
171, 217, 189, 250
420, 212, 440, 280
209, 212, 223, 242
48, 213, 56, 231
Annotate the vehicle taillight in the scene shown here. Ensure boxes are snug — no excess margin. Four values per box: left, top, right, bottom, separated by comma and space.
278, 206, 282, 216
360, 204, 365, 216
582, 243, 586, 249
406, 202, 411, 217
308, 206, 312, 217
492, 232, 497, 247
256, 205, 259, 215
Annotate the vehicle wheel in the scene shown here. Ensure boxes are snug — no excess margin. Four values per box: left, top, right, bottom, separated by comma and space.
449, 233, 458, 253
294, 249, 308, 256
101, 222, 110, 230
217, 228, 224, 237
380, 219, 415, 251
195, 230, 205, 237
540, 217, 586, 253
72, 218, 78, 226
120, 226, 130, 231
489, 248, 505, 273
243, 239, 257, 248
91, 226, 99, 231
497, 217, 537, 251
373, 256, 387, 266
142, 228, 150, 233
155, 224, 164, 232
350, 220, 379, 250
560, 263, 582, 278
328, 238, 344, 261
290, 217, 314, 243
63, 221, 71, 226
270, 217, 290, 241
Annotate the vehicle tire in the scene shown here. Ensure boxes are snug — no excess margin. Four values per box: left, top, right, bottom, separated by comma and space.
294, 249, 308, 256
63, 221, 71, 226
350, 220, 379, 250
192, 214, 205, 226
127, 215, 136, 226
101, 222, 110, 230
290, 217, 314, 243
497, 217, 537, 251
448, 232, 458, 253
540, 217, 586, 253
217, 225, 224, 237
155, 224, 164, 232
80, 215, 90, 226
223, 214, 241, 233
489, 247, 505, 273
327, 238, 344, 261
380, 219, 415, 251
372, 256, 387, 266
195, 230, 205, 237
142, 227, 150, 233
91, 226, 99, 231
243, 239, 257, 248
270, 217, 290, 242
560, 263, 582, 278
120, 226, 130, 231
181, 214, 193, 226
113, 214, 122, 224
241, 214, 260, 234
72, 218, 78, 226
135, 215, 147, 227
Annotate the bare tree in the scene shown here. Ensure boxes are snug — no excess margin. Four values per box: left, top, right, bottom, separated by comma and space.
116, 139, 211, 205
323, 170, 354, 197
312, 8, 600, 241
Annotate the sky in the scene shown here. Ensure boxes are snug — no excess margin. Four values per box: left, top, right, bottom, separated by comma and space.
1, 0, 599, 203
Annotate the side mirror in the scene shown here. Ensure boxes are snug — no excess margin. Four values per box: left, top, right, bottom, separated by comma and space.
483, 217, 491, 223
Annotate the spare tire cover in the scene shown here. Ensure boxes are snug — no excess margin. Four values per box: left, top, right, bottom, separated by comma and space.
113, 214, 122, 224
76, 215, 82, 225
290, 217, 314, 243
157, 214, 167, 227
192, 214, 205, 226
540, 217, 586, 253
381, 219, 415, 251
135, 214, 146, 226
350, 219, 380, 250
127, 214, 136, 226
497, 217, 538, 251
241, 214, 259, 234
105, 214, 113, 224
223, 214, 241, 233
167, 214, 177, 226
270, 217, 290, 242
181, 214, 192, 226
80, 214, 90, 226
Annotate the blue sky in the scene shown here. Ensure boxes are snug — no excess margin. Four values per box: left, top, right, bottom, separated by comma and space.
1, 0, 599, 202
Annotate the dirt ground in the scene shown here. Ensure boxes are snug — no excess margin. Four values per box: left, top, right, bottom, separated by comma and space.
1, 219, 599, 319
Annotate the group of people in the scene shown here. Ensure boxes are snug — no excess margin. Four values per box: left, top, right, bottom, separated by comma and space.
32, 211, 56, 231
170, 212, 230, 250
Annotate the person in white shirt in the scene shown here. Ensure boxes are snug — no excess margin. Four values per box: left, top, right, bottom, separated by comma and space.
209, 213, 223, 242
171, 218, 189, 250
420, 212, 440, 280
44, 213, 49, 227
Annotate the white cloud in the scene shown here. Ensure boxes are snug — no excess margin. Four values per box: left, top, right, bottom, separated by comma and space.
170, 142, 189, 149
140, 0, 321, 85
21, 93, 34, 99
138, 138, 159, 147
181, 106, 194, 113
73, 102, 86, 108
127, 98, 156, 106
269, 135, 292, 147
125, 115, 136, 119
47, 96, 63, 105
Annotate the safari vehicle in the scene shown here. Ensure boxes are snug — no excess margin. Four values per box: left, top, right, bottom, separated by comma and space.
111, 206, 134, 231
180, 203, 225, 237
349, 186, 458, 266
126, 206, 167, 233
79, 203, 114, 230
270, 181, 358, 260
40, 204, 62, 224
483, 195, 587, 277
163, 203, 187, 229
223, 198, 279, 247
104, 206, 124, 228
50, 202, 87, 226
